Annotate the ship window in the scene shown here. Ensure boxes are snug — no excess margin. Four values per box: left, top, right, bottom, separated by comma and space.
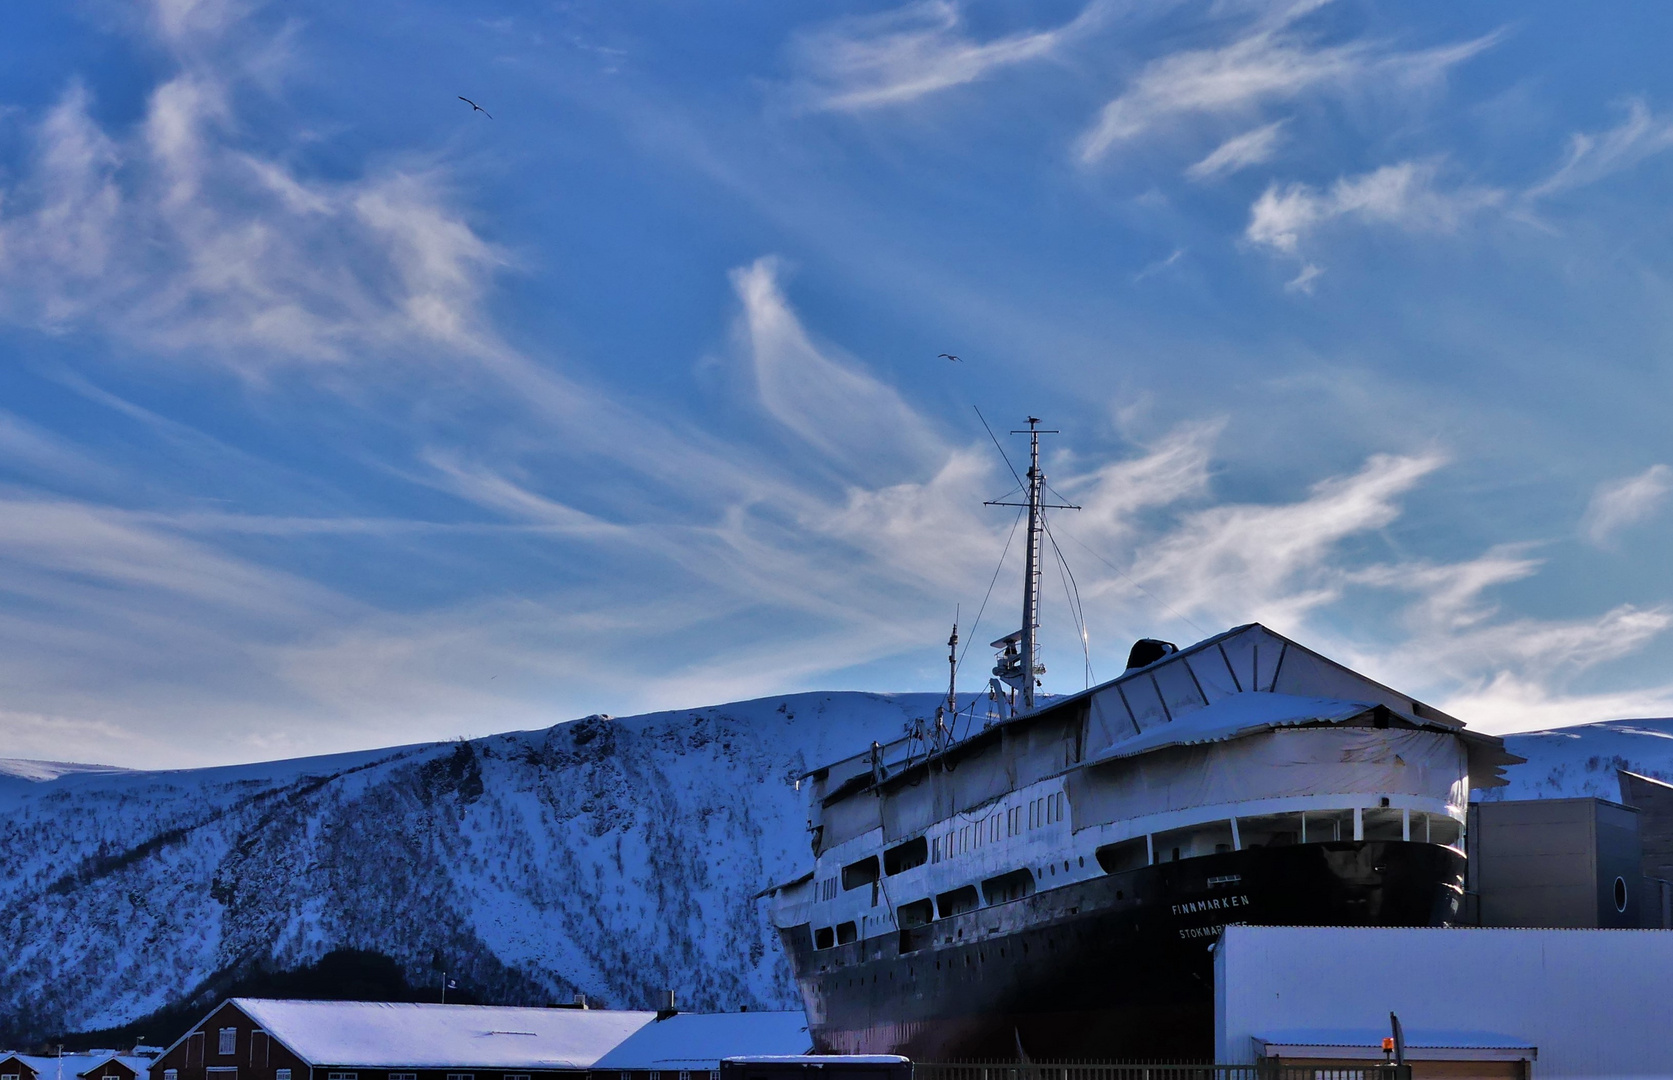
982, 869, 1035, 905
898, 898, 934, 927
884, 837, 928, 875
814, 926, 834, 949
1300, 809, 1352, 843
1427, 814, 1462, 847
1154, 821, 1234, 862
1363, 807, 1403, 841
990, 815, 999, 843
836, 921, 858, 945
1238, 813, 1304, 849
936, 885, 979, 919
842, 856, 881, 891
1096, 837, 1149, 874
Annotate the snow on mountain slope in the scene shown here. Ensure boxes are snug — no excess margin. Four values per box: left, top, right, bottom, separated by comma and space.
9, 693, 1673, 1046
0, 691, 937, 1044
1490, 718, 1673, 801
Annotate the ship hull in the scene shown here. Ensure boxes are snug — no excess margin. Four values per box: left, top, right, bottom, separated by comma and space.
782, 840, 1464, 1061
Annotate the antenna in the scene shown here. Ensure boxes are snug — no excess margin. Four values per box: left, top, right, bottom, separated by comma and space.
984, 417, 1079, 712
946, 610, 959, 719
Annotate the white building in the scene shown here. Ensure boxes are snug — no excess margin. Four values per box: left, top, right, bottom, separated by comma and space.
1215, 924, 1673, 1078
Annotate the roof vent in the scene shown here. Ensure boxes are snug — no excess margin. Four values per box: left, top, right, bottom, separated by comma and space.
1125, 638, 1177, 671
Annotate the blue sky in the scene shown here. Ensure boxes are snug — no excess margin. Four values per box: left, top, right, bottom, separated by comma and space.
3, 0, 1673, 767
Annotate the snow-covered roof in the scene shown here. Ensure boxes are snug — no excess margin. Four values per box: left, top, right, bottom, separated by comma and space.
0, 1055, 126, 1079
1255, 1028, 1535, 1049
592, 1012, 811, 1070
1253, 1029, 1535, 1061
1088, 692, 1381, 762
76, 1055, 151, 1077
232, 1000, 657, 1069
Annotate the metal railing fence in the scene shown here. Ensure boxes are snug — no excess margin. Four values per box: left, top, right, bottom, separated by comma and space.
914, 1062, 1375, 1080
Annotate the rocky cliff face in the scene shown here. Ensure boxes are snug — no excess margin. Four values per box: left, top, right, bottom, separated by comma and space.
0, 691, 935, 1043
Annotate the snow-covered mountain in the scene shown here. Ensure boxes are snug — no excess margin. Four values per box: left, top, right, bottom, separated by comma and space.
5, 694, 1673, 1047
1490, 717, 1673, 800
0, 692, 937, 1045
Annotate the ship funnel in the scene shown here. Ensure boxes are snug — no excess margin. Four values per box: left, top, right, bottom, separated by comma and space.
1125, 638, 1177, 671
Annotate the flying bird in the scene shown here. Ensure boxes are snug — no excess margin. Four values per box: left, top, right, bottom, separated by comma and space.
458, 96, 493, 119
938, 353, 962, 362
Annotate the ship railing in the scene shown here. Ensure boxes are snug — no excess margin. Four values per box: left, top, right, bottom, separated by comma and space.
914, 1061, 1345, 1080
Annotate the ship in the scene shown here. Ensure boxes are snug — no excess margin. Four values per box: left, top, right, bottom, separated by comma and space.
763, 419, 1521, 1061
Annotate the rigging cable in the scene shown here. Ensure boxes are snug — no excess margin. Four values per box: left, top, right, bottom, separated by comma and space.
1053, 524, 1208, 639
955, 505, 1025, 681
974, 406, 1026, 489
1042, 513, 1094, 689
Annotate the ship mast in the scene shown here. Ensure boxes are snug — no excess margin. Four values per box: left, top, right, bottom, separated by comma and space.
985, 416, 1079, 713
1019, 419, 1046, 712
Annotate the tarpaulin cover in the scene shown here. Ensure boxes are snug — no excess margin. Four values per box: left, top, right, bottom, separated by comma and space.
1088, 692, 1381, 763
1069, 727, 1469, 828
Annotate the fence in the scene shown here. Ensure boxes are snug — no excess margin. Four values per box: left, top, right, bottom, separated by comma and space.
914, 1063, 1389, 1080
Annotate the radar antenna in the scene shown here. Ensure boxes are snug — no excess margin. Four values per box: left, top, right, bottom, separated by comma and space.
984, 417, 1080, 712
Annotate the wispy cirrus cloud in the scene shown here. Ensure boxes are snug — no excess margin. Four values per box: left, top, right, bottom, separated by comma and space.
1526, 99, 1673, 201
1185, 119, 1287, 181
787, 0, 1109, 111
1244, 160, 1503, 287
1582, 464, 1673, 547
0, 44, 504, 373
1078, 4, 1496, 164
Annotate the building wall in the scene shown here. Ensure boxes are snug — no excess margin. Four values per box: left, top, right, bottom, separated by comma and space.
1471, 798, 1642, 928
1617, 770, 1673, 928
83, 1064, 138, 1080
149, 1002, 312, 1080
1215, 924, 1673, 1078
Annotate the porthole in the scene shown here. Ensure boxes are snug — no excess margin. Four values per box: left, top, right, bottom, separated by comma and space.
1615, 876, 1629, 913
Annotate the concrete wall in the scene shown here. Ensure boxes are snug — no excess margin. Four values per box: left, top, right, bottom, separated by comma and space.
1215, 924, 1673, 1078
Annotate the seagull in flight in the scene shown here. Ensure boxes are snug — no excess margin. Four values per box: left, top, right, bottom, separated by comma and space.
458, 96, 493, 119
938, 353, 962, 362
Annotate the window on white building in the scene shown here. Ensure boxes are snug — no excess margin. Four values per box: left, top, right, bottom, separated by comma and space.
218, 1029, 237, 1056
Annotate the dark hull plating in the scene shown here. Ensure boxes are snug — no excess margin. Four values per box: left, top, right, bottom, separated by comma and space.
781, 841, 1464, 1061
